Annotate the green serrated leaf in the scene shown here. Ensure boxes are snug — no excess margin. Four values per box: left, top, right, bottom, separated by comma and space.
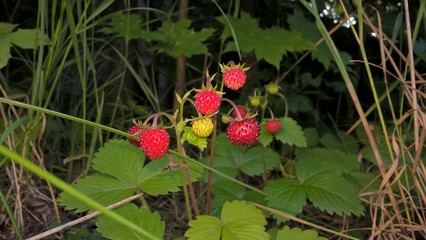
101, 12, 144, 42
296, 148, 359, 182
302, 173, 364, 216
211, 180, 246, 216
58, 176, 134, 213
259, 123, 273, 146
96, 203, 165, 240
275, 117, 307, 147
9, 28, 50, 49
0, 38, 11, 68
276, 226, 328, 240
218, 12, 314, 68
142, 19, 214, 57
92, 140, 145, 186
202, 134, 280, 182
185, 216, 222, 240
221, 201, 269, 240
186, 200, 268, 240
182, 126, 208, 150
265, 178, 306, 221
139, 156, 204, 196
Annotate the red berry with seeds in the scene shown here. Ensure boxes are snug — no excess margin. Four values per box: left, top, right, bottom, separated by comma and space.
220, 62, 249, 90
265, 120, 281, 134
194, 90, 221, 115
231, 106, 248, 120
127, 125, 143, 147
140, 128, 170, 160
226, 118, 260, 146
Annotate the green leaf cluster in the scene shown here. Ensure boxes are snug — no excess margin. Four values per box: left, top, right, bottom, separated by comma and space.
0, 22, 50, 68
101, 12, 145, 43
142, 19, 215, 57
217, 12, 315, 68
202, 133, 280, 183
276, 226, 328, 240
58, 139, 203, 213
185, 200, 269, 240
266, 148, 372, 221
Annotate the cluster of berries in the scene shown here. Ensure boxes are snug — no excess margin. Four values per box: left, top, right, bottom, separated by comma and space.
127, 61, 281, 160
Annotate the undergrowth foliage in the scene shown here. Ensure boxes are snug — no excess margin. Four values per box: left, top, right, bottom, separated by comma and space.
1, 1, 425, 240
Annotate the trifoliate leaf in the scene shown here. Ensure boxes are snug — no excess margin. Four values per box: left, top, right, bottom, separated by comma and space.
185, 200, 269, 240
265, 178, 307, 221
259, 123, 273, 146
142, 19, 214, 57
201, 133, 280, 183
182, 126, 208, 150
101, 12, 144, 42
276, 226, 328, 240
58, 176, 134, 213
275, 117, 307, 147
93, 139, 145, 186
96, 203, 165, 240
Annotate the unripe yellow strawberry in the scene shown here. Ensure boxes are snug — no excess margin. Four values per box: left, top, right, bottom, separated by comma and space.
265, 83, 280, 95
249, 96, 262, 107
192, 118, 214, 138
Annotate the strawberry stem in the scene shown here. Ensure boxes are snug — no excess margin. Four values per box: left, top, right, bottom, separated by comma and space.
266, 106, 276, 120
276, 92, 289, 117
221, 97, 243, 120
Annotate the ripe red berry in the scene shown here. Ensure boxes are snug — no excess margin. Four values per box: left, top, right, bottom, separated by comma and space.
140, 128, 170, 160
127, 125, 143, 147
223, 68, 246, 90
226, 118, 260, 146
194, 90, 221, 115
265, 120, 281, 134
231, 106, 248, 120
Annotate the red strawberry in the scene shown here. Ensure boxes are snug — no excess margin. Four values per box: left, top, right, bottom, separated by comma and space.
127, 125, 143, 147
231, 106, 248, 120
221, 62, 249, 90
265, 120, 281, 134
194, 90, 221, 115
140, 128, 170, 160
226, 118, 260, 146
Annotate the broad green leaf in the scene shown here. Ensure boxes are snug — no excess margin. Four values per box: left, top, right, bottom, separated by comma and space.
320, 131, 359, 154
259, 123, 273, 146
362, 142, 393, 166
296, 148, 359, 182
101, 12, 145, 42
0, 38, 11, 69
9, 28, 50, 49
265, 178, 307, 219
275, 117, 307, 147
186, 200, 268, 240
304, 127, 319, 147
211, 180, 247, 216
0, 23, 49, 68
182, 126, 208, 150
218, 12, 314, 68
221, 200, 269, 240
96, 203, 165, 240
139, 156, 204, 196
185, 215, 222, 240
276, 226, 328, 240
302, 173, 364, 216
92, 139, 145, 186
58, 176, 134, 213
142, 19, 214, 57
202, 133, 280, 182
0, 22, 18, 34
